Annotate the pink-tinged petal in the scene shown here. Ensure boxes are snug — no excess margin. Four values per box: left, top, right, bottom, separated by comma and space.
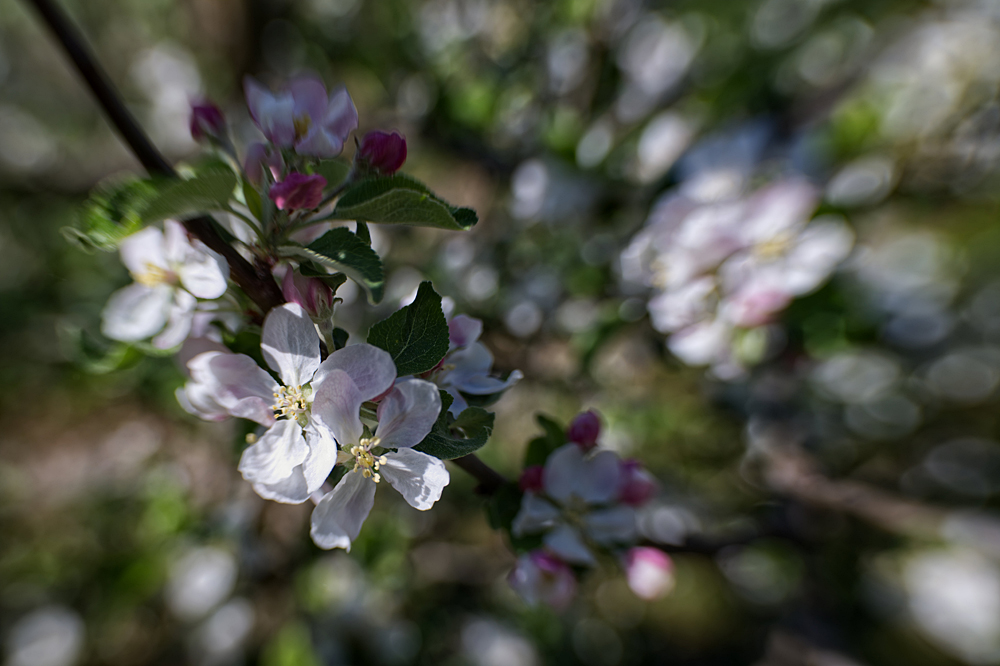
243, 142, 268, 186
322, 85, 358, 143
176, 336, 229, 376
567, 410, 601, 450
647, 276, 716, 333
294, 128, 342, 159
176, 245, 229, 300
101, 283, 173, 342
175, 384, 228, 422
152, 289, 196, 350
288, 75, 328, 124
380, 448, 449, 510
358, 130, 407, 174
781, 217, 854, 295
261, 303, 321, 387
668, 318, 732, 367
311, 368, 364, 447
583, 505, 637, 544
310, 471, 377, 550
186, 351, 278, 426
119, 226, 167, 277
313, 344, 396, 401
444, 388, 469, 416
579, 450, 624, 505
543, 444, 586, 505
742, 178, 819, 245
162, 220, 189, 264
244, 76, 296, 147
508, 551, 576, 611
722, 283, 790, 328
446, 342, 494, 377
268, 172, 327, 211
302, 426, 339, 494
511, 493, 561, 537
544, 524, 596, 566
624, 547, 675, 600
250, 468, 311, 504
375, 379, 441, 449
238, 420, 309, 488
448, 314, 483, 348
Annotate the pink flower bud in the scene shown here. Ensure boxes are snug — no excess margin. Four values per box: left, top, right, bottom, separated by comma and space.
567, 410, 601, 450
281, 269, 334, 319
269, 172, 327, 210
519, 465, 545, 492
508, 550, 576, 611
618, 459, 658, 506
190, 102, 226, 141
359, 130, 407, 174
624, 547, 674, 600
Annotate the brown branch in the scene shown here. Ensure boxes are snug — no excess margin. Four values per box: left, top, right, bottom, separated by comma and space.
453, 454, 507, 495
24, 0, 284, 313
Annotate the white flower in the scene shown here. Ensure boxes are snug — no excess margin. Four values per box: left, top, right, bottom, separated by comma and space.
310, 377, 449, 551
512, 444, 636, 566
430, 314, 523, 415
101, 220, 228, 349
178, 302, 398, 504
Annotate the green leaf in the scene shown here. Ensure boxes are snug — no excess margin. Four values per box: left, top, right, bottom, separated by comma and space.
298, 261, 349, 294
140, 163, 237, 224
242, 180, 263, 222
69, 177, 159, 251
366, 281, 449, 376
332, 174, 478, 231
279, 228, 385, 304
413, 391, 496, 460
312, 159, 351, 188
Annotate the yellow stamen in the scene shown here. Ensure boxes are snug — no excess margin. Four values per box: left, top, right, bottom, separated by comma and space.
293, 115, 312, 140
348, 436, 385, 483
272, 385, 309, 421
134, 263, 174, 287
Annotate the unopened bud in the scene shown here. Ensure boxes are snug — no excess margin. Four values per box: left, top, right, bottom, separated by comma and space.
567, 410, 601, 450
190, 101, 226, 141
618, 459, 658, 506
358, 130, 407, 174
269, 172, 327, 210
282, 269, 335, 320
519, 465, 545, 493
624, 547, 674, 600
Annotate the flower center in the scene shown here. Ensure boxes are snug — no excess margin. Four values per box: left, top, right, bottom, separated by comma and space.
273, 384, 310, 424
293, 114, 312, 141
134, 263, 176, 287
338, 436, 387, 483
754, 232, 793, 261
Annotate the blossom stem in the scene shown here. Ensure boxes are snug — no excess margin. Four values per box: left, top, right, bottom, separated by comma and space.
452, 455, 507, 495
24, 0, 285, 313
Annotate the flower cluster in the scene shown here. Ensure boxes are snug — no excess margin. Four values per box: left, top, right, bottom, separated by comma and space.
507, 411, 672, 607
620, 178, 854, 378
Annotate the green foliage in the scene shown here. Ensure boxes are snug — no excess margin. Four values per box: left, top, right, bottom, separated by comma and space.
280, 228, 385, 304
140, 162, 237, 224
311, 158, 351, 187
366, 281, 449, 376
332, 174, 478, 231
523, 414, 567, 467
331, 327, 349, 350
298, 261, 349, 294
414, 391, 495, 460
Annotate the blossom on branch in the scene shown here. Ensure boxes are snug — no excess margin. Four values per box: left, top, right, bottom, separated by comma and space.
101, 220, 228, 350
508, 550, 577, 611
358, 130, 407, 174
269, 172, 327, 211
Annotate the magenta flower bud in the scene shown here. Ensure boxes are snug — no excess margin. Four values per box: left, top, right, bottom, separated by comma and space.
281, 269, 334, 319
624, 547, 674, 600
358, 130, 407, 174
269, 172, 327, 210
508, 550, 576, 611
190, 101, 226, 141
567, 410, 601, 450
519, 465, 545, 492
618, 459, 658, 507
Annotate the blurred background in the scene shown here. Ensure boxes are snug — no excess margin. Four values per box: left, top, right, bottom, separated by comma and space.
4, 0, 1000, 663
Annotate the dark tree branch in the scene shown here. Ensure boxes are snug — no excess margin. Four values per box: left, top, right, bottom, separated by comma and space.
25, 0, 507, 494
24, 0, 284, 313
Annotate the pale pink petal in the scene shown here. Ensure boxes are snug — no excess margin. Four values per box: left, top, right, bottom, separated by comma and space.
449, 314, 483, 348
302, 426, 339, 494
583, 505, 637, 544
238, 420, 309, 488
313, 344, 396, 400
175, 384, 228, 422
322, 85, 358, 143
543, 444, 586, 505
311, 368, 364, 448
101, 283, 173, 342
668, 318, 733, 367
544, 524, 596, 566
119, 226, 167, 277
380, 448, 449, 510
579, 450, 623, 505
310, 471, 377, 550
294, 128, 342, 159
250, 468, 311, 504
511, 493, 561, 537
152, 289, 196, 350
261, 303, 321, 386
176, 243, 228, 299
244, 76, 296, 147
625, 547, 675, 600
375, 379, 441, 449
288, 75, 328, 123
186, 351, 278, 426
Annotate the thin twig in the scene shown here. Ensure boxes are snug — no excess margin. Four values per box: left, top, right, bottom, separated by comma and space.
452, 455, 507, 495
24, 0, 284, 312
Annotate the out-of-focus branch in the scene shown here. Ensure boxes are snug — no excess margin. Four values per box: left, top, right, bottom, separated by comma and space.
452, 454, 507, 495
24, 0, 284, 313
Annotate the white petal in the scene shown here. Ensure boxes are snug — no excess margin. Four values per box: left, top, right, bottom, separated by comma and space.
543, 444, 586, 505
186, 352, 278, 426
375, 379, 441, 449
311, 369, 364, 447
449, 315, 482, 348
446, 343, 495, 378
579, 450, 623, 505
781, 217, 854, 295
380, 449, 449, 510
445, 389, 469, 417
313, 344, 396, 400
511, 493, 561, 537
101, 283, 173, 342
668, 318, 733, 367
449, 369, 523, 396
584, 506, 637, 544
175, 384, 228, 421
310, 471, 376, 550
244, 76, 296, 147
261, 303, 320, 386
152, 289, 196, 350
177, 242, 229, 299
544, 524, 597, 566
238, 420, 309, 486
251, 467, 311, 504
302, 426, 339, 494
119, 226, 167, 276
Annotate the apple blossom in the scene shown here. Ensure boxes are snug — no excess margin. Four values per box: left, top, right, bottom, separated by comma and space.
310, 377, 449, 551
269, 172, 327, 211
244, 75, 358, 158
243, 142, 284, 186
512, 444, 637, 566
508, 551, 577, 611
281, 269, 334, 321
358, 130, 407, 174
101, 220, 228, 350
624, 547, 674, 600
